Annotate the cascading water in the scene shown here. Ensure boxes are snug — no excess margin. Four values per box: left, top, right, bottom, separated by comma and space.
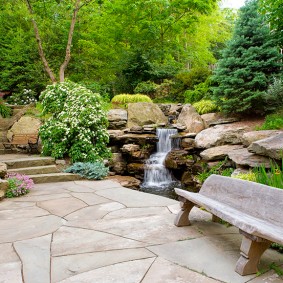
141, 128, 181, 197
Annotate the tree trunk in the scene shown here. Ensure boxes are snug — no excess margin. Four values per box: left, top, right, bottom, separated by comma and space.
59, 0, 81, 82
25, 0, 57, 83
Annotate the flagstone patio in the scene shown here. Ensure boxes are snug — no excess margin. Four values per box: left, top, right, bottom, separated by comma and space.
0, 179, 282, 283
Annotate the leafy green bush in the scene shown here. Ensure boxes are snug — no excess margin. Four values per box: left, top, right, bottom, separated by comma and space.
64, 162, 109, 180
0, 99, 12, 118
7, 89, 37, 105
5, 173, 34, 198
256, 109, 283, 130
134, 81, 159, 96
184, 82, 210, 104
111, 94, 152, 107
193, 99, 219, 114
39, 81, 111, 163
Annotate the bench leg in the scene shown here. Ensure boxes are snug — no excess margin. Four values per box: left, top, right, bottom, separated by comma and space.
174, 198, 195, 227
235, 231, 271, 275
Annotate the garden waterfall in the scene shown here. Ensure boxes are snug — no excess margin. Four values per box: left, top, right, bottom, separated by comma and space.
141, 128, 180, 195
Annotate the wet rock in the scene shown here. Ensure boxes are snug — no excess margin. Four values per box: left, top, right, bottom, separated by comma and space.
195, 124, 248, 149
127, 103, 167, 128
127, 163, 145, 175
107, 175, 141, 189
177, 104, 205, 133
228, 148, 272, 168
248, 133, 283, 160
165, 150, 190, 169
200, 145, 244, 161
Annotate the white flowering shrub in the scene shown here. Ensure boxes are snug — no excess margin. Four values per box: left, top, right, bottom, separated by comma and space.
7, 89, 37, 105
39, 81, 111, 162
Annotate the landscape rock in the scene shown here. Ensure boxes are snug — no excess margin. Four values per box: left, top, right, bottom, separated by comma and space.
168, 104, 183, 116
242, 130, 282, 147
177, 104, 205, 133
0, 163, 7, 178
171, 123, 187, 131
228, 148, 272, 168
127, 163, 145, 175
201, 113, 239, 128
121, 144, 140, 154
107, 109, 127, 122
109, 153, 127, 175
0, 180, 8, 200
247, 133, 283, 160
200, 145, 244, 161
117, 134, 158, 146
108, 130, 124, 141
165, 150, 190, 169
127, 103, 167, 128
107, 175, 141, 189
7, 116, 41, 141
195, 124, 248, 149
181, 138, 195, 150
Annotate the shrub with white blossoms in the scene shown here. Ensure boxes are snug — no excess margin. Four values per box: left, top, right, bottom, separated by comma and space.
39, 81, 111, 163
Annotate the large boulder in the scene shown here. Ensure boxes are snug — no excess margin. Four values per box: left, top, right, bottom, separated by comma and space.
242, 130, 282, 146
228, 148, 272, 168
0, 163, 7, 178
107, 175, 141, 189
109, 153, 127, 175
200, 145, 244, 161
195, 124, 248, 149
107, 109, 128, 130
248, 133, 283, 160
7, 116, 41, 141
127, 103, 167, 128
164, 150, 192, 169
201, 113, 239, 128
177, 104, 205, 133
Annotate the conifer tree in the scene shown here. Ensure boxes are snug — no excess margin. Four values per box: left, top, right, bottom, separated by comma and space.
212, 0, 282, 115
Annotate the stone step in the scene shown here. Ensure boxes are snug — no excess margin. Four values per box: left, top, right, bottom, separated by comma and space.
3, 157, 55, 169
7, 165, 60, 175
28, 173, 82, 184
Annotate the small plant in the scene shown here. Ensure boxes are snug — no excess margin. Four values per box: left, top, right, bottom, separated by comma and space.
64, 162, 109, 180
196, 159, 233, 184
232, 172, 257, 182
111, 94, 152, 107
5, 173, 34, 198
193, 99, 219, 114
256, 108, 283, 130
0, 99, 12, 118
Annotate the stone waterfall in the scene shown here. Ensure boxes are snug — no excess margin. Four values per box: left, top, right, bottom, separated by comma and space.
141, 128, 180, 196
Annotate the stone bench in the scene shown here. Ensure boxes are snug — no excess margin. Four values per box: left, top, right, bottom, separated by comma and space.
174, 174, 283, 276
3, 134, 39, 153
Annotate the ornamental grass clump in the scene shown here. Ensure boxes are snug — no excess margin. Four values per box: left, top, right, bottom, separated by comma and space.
39, 81, 111, 163
111, 94, 152, 107
5, 173, 34, 198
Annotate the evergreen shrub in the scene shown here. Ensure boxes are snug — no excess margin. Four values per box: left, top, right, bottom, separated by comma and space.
39, 81, 110, 163
64, 162, 109, 180
0, 99, 12, 118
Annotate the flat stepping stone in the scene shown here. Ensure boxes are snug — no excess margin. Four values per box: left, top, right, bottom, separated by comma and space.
7, 165, 59, 175
3, 157, 55, 169
28, 173, 82, 184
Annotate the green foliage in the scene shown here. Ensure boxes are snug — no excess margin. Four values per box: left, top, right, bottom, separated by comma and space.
193, 99, 219, 114
253, 160, 283, 189
39, 81, 111, 163
64, 162, 109, 180
196, 159, 233, 184
184, 82, 211, 103
256, 108, 283, 130
212, 0, 283, 115
7, 89, 37, 105
111, 94, 152, 107
232, 172, 257, 182
134, 81, 159, 96
5, 173, 34, 198
263, 78, 283, 113
0, 100, 12, 118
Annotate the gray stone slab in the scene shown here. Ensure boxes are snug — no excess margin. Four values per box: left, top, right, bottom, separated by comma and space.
67, 214, 201, 245
74, 180, 124, 191
142, 257, 221, 283
200, 145, 244, 161
95, 187, 177, 207
0, 205, 49, 220
0, 243, 20, 264
65, 202, 125, 221
37, 197, 87, 217
14, 235, 51, 283
0, 215, 64, 243
52, 248, 155, 282
0, 262, 23, 283
103, 207, 171, 220
71, 193, 111, 205
0, 200, 35, 210
52, 226, 146, 256
248, 266, 283, 282
11, 193, 72, 202
57, 258, 155, 283
34, 182, 94, 193
148, 234, 283, 283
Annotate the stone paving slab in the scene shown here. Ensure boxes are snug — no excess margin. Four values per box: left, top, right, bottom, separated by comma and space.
51, 248, 155, 282
0, 179, 282, 283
